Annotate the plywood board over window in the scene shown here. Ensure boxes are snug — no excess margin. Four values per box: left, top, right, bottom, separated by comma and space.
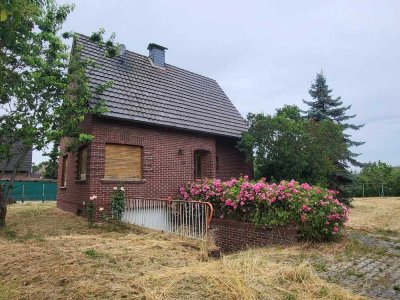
77, 146, 88, 180
104, 144, 142, 180
61, 155, 67, 187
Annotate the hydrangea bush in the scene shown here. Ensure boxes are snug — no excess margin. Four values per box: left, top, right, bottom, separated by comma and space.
178, 176, 349, 241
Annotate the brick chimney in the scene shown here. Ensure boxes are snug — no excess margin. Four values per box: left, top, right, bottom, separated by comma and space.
148, 43, 168, 68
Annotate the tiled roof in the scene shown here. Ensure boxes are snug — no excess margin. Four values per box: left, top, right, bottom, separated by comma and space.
0, 143, 32, 173
76, 34, 248, 138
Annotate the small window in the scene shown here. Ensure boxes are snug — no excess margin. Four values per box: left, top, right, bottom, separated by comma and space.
77, 146, 88, 180
216, 156, 219, 171
61, 155, 67, 187
194, 154, 202, 178
104, 144, 142, 180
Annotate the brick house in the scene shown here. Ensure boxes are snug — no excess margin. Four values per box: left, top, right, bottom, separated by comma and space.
57, 34, 252, 215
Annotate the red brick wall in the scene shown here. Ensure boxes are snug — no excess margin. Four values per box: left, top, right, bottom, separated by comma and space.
216, 137, 253, 180
57, 116, 252, 217
56, 116, 92, 214
210, 218, 298, 252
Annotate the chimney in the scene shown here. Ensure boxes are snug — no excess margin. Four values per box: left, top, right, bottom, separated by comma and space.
148, 43, 168, 68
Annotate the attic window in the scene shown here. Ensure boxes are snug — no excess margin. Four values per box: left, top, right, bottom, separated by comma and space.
104, 144, 142, 180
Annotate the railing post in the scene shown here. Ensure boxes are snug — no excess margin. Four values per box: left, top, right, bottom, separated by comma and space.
122, 198, 213, 241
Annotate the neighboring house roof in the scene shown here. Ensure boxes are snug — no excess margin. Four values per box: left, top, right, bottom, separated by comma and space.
0, 143, 32, 173
76, 34, 248, 138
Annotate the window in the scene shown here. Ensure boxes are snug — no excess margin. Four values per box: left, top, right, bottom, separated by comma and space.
61, 155, 67, 187
104, 144, 142, 180
77, 146, 88, 180
216, 156, 219, 171
194, 154, 202, 178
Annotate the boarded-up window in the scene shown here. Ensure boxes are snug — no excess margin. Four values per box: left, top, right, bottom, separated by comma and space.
61, 155, 67, 187
104, 144, 142, 180
77, 146, 88, 180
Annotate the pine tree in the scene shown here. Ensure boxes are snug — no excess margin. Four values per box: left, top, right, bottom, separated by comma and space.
303, 72, 364, 205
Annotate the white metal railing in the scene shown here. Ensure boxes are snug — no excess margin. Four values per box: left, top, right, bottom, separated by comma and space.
122, 198, 213, 240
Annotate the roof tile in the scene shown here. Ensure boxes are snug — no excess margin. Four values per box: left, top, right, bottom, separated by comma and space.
76, 34, 248, 137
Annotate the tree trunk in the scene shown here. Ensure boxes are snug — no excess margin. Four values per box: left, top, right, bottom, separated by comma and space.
4, 148, 29, 204
0, 186, 6, 227
0, 148, 29, 227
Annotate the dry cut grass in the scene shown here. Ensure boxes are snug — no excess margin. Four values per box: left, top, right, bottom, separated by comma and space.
348, 197, 400, 235
0, 203, 364, 300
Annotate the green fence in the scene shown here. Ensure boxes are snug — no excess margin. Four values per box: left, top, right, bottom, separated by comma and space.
0, 180, 57, 201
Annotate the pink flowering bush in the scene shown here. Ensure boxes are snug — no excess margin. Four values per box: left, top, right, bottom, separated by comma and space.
178, 176, 349, 241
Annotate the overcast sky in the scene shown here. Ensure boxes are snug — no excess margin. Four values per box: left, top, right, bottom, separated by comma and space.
34, 0, 400, 166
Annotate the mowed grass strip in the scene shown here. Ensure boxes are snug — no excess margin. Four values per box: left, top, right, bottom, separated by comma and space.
0, 203, 363, 299
349, 197, 400, 236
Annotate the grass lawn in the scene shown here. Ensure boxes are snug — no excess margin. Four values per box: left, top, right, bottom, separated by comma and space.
348, 197, 400, 237
2, 200, 394, 299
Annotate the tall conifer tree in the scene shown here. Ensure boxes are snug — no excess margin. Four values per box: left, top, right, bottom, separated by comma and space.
303, 72, 364, 204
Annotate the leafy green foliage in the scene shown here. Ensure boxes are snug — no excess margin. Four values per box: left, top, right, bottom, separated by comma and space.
32, 143, 59, 179
0, 0, 118, 225
350, 161, 400, 197
111, 185, 125, 221
84, 248, 100, 259
43, 142, 59, 179
85, 198, 96, 227
239, 105, 346, 187
302, 72, 364, 205
179, 177, 349, 241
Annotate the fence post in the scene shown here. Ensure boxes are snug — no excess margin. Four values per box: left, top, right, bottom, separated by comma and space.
22, 184, 25, 203
42, 183, 45, 203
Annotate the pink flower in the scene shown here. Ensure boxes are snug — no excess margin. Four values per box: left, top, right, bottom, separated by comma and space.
302, 205, 311, 212
225, 199, 233, 206
301, 183, 312, 191
301, 215, 306, 222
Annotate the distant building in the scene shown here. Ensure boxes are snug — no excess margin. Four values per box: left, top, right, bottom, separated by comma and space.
0, 143, 33, 180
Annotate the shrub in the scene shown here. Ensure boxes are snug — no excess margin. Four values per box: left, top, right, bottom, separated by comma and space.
84, 195, 97, 227
111, 185, 125, 221
178, 176, 349, 241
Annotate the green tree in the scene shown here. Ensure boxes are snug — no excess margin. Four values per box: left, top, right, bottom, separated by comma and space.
43, 142, 59, 179
303, 72, 364, 204
0, 0, 118, 227
352, 161, 400, 197
31, 144, 59, 179
239, 105, 346, 186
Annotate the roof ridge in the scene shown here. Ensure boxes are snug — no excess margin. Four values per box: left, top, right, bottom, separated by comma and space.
75, 33, 218, 83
